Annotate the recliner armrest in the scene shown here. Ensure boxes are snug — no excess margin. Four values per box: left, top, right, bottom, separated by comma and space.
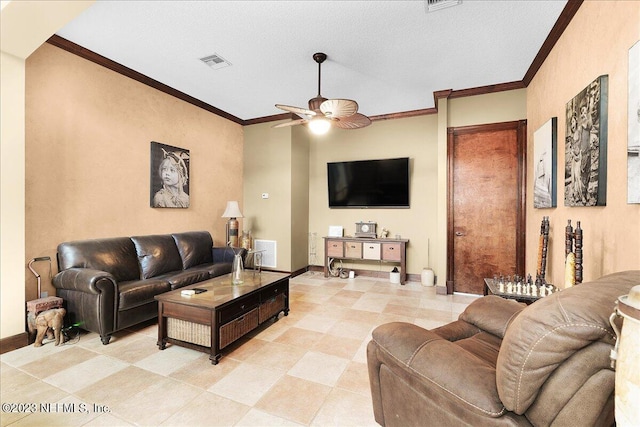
370, 322, 506, 418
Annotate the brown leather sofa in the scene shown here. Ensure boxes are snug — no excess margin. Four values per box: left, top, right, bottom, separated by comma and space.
53, 231, 246, 345
367, 270, 640, 426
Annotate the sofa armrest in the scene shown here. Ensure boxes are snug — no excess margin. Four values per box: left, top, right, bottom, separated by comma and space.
369, 322, 505, 419
53, 268, 117, 295
52, 268, 118, 338
212, 247, 247, 264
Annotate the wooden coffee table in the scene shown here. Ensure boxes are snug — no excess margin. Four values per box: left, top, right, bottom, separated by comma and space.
155, 271, 289, 364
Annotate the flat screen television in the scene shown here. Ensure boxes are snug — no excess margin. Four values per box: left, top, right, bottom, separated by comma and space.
327, 157, 410, 208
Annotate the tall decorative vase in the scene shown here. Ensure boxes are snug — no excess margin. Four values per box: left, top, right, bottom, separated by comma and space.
421, 268, 435, 287
231, 253, 244, 285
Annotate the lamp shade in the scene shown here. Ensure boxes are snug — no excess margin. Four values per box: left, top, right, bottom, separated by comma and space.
222, 201, 243, 218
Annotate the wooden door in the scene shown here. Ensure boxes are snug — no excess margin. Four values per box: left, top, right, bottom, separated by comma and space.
447, 121, 526, 294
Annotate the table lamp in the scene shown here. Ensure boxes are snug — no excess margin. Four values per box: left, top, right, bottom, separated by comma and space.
222, 201, 243, 247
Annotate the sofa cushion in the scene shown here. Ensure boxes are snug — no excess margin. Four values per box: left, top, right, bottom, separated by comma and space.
496, 270, 640, 415
208, 263, 233, 277
172, 231, 213, 270
156, 269, 211, 290
118, 279, 171, 310
131, 234, 183, 279
57, 237, 140, 282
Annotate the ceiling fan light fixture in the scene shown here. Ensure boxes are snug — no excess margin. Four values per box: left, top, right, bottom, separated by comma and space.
308, 116, 331, 135
274, 52, 370, 132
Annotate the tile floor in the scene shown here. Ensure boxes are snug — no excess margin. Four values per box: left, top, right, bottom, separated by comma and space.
0, 272, 478, 427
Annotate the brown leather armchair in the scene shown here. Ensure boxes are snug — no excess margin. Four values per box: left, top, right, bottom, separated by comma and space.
367, 270, 640, 426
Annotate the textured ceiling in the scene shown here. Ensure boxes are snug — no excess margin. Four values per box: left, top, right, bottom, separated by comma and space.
55, 0, 568, 122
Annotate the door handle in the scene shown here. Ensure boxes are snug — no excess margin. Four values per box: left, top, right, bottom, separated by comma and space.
455, 231, 465, 237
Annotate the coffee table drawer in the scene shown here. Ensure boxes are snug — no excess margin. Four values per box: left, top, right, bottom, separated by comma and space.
219, 308, 259, 349
259, 282, 286, 300
162, 304, 211, 325
218, 293, 259, 324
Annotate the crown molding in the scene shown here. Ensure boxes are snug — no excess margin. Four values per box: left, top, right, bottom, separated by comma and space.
47, 0, 582, 127
46, 35, 245, 125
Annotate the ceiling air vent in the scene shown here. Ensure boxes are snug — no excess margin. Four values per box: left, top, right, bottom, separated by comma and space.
199, 53, 231, 70
425, 0, 461, 13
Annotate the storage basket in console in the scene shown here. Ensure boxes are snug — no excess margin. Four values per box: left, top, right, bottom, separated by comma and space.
167, 318, 211, 347
259, 293, 285, 323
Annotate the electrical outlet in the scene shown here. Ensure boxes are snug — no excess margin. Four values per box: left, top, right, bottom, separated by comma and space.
40, 291, 48, 298
262, 193, 269, 199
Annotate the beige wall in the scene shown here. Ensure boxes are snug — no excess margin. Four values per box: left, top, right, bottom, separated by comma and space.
243, 122, 309, 273
526, 1, 640, 286
308, 115, 439, 277
246, 91, 527, 283
448, 89, 527, 127
1, 49, 26, 339
1, 0, 94, 340
244, 122, 294, 271
290, 125, 311, 271
24, 43, 244, 302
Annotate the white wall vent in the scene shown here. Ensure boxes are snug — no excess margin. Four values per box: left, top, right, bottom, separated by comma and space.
253, 239, 277, 268
425, 0, 461, 13
199, 53, 231, 70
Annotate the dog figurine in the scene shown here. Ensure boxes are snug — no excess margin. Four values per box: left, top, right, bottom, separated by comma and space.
27, 308, 66, 347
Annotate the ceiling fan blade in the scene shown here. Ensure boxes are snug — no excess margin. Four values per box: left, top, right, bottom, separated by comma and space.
320, 99, 358, 118
333, 113, 372, 129
272, 118, 308, 129
275, 104, 316, 119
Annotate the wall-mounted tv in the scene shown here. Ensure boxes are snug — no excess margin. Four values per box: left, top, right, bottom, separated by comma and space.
327, 157, 410, 208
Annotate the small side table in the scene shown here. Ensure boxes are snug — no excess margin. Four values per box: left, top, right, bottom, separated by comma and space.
26, 296, 64, 344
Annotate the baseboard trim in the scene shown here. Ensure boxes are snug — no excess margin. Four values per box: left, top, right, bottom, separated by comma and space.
307, 265, 423, 284
0, 332, 29, 354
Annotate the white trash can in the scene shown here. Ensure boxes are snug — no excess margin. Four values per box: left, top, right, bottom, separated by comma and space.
390, 269, 400, 284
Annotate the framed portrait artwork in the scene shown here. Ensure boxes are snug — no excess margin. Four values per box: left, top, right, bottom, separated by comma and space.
564, 75, 608, 207
150, 141, 190, 208
628, 41, 640, 204
533, 117, 557, 208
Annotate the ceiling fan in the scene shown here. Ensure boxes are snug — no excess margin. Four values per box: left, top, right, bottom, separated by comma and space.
273, 52, 371, 134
